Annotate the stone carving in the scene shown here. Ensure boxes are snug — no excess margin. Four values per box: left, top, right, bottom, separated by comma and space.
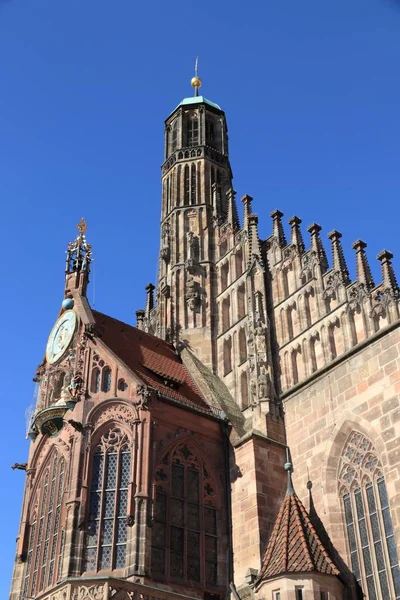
71, 585, 104, 600
136, 384, 152, 410
160, 223, 171, 263
323, 271, 343, 301
258, 367, 270, 400
186, 278, 200, 310
96, 427, 131, 453
68, 371, 84, 399
48, 588, 68, 600
338, 431, 382, 493
347, 283, 368, 314
93, 402, 139, 428
370, 288, 399, 319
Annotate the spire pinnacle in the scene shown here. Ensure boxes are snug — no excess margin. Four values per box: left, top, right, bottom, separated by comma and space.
191, 57, 202, 97
284, 447, 294, 495
65, 218, 92, 296
352, 240, 375, 289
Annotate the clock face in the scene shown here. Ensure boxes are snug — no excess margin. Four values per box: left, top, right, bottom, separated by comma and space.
46, 310, 77, 365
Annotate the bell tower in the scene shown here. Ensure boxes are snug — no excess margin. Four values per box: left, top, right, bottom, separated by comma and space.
154, 69, 237, 369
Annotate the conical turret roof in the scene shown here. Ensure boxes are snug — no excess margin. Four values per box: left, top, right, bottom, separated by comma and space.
257, 481, 339, 582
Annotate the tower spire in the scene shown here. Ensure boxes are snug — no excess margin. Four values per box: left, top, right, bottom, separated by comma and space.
191, 57, 202, 97
65, 217, 92, 297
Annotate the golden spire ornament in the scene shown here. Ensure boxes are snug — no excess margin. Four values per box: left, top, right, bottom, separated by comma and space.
77, 217, 87, 236
191, 57, 202, 97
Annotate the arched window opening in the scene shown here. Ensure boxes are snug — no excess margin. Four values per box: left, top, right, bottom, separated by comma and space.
223, 338, 232, 376
219, 238, 228, 258
118, 378, 128, 392
190, 164, 196, 205
23, 453, 65, 597
91, 368, 101, 394
222, 297, 230, 332
176, 165, 181, 206
85, 427, 131, 572
206, 118, 215, 148
235, 249, 243, 279
102, 367, 112, 393
237, 284, 246, 320
240, 371, 249, 409
238, 328, 247, 364
184, 165, 190, 205
171, 120, 178, 152
187, 116, 199, 147
152, 442, 218, 586
339, 431, 400, 599
291, 350, 299, 385
221, 262, 229, 292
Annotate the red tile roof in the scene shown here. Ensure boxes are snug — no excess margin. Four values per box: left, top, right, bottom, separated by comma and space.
258, 490, 340, 582
92, 310, 212, 413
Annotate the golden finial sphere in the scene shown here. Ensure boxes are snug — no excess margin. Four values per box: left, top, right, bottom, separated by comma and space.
191, 76, 202, 89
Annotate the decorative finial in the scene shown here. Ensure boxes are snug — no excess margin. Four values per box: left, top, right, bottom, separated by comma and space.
191, 57, 202, 97
284, 447, 294, 495
77, 217, 87, 235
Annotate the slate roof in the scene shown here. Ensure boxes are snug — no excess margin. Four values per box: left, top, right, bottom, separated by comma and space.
258, 489, 340, 582
92, 311, 216, 415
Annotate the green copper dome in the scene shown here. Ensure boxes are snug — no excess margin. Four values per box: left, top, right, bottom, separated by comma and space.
175, 95, 222, 111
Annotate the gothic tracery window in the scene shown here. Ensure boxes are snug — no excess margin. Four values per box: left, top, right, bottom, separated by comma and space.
187, 115, 199, 147
339, 431, 400, 599
151, 442, 219, 586
85, 427, 131, 572
23, 453, 66, 598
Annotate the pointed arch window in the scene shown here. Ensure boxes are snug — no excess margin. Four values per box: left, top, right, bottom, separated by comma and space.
91, 367, 101, 393
190, 164, 197, 205
184, 165, 190, 205
85, 427, 131, 572
339, 431, 400, 599
152, 442, 219, 586
187, 116, 199, 147
102, 367, 112, 393
23, 453, 66, 598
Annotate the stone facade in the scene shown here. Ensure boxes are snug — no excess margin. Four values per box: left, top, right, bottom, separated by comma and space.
9, 87, 400, 600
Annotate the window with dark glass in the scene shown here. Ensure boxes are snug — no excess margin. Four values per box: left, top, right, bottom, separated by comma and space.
101, 367, 112, 393
190, 164, 197, 205
171, 121, 178, 152
91, 367, 101, 393
23, 453, 65, 598
339, 431, 400, 599
152, 442, 219, 586
85, 427, 131, 572
184, 165, 190, 205
206, 118, 215, 147
187, 116, 199, 147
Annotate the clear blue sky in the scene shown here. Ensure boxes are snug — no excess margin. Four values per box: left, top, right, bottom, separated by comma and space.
1, 0, 400, 593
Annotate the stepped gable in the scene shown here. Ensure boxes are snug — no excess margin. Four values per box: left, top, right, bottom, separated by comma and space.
92, 310, 211, 412
258, 488, 339, 581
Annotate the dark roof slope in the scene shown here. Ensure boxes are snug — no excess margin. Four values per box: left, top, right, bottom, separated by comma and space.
92, 311, 212, 413
258, 490, 340, 582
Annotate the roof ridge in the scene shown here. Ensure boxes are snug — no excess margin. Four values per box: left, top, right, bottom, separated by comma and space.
92, 309, 176, 350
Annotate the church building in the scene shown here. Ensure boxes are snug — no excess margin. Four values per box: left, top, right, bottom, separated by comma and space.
9, 75, 400, 600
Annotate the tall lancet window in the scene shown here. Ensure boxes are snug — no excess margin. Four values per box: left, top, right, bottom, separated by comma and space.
23, 452, 66, 598
151, 442, 219, 587
184, 165, 190, 205
85, 427, 131, 572
339, 431, 400, 599
187, 115, 199, 147
190, 164, 196, 205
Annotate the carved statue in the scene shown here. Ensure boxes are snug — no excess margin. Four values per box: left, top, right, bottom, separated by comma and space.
68, 371, 84, 399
